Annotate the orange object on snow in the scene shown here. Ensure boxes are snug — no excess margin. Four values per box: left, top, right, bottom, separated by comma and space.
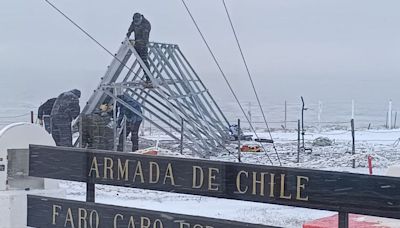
240, 144, 262, 152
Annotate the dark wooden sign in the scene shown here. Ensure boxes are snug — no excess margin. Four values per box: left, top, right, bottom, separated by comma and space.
29, 145, 400, 220
27, 195, 275, 228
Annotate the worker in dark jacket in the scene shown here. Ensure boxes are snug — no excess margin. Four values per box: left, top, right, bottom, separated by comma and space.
82, 104, 114, 150
127, 12, 151, 83
50, 89, 81, 147
117, 94, 143, 152
38, 97, 56, 133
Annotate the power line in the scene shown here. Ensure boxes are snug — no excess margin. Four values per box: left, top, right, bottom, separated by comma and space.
180, 0, 273, 165
43, 0, 237, 159
222, 0, 281, 165
43, 0, 140, 78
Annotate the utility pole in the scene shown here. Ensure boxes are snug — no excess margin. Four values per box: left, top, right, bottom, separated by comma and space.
297, 119, 300, 163
301, 96, 306, 151
238, 119, 241, 162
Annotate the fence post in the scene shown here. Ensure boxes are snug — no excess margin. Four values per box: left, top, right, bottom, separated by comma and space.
318, 101, 322, 131
351, 119, 355, 168
284, 100, 287, 131
388, 100, 392, 129
81, 114, 95, 203
30, 111, 34, 124
297, 119, 300, 163
248, 102, 252, 129
238, 119, 241, 163
180, 118, 184, 155
338, 212, 349, 228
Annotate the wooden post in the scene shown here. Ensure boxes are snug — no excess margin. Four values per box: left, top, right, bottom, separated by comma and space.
297, 119, 300, 163
83, 116, 95, 203
238, 119, 241, 163
180, 118, 184, 155
122, 117, 127, 152
394, 112, 398, 129
79, 115, 83, 148
30, 111, 34, 124
338, 212, 349, 228
351, 119, 355, 168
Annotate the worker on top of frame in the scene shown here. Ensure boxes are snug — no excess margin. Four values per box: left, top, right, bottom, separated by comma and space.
81, 104, 114, 151
116, 94, 143, 152
126, 12, 152, 84
38, 97, 56, 133
50, 89, 81, 147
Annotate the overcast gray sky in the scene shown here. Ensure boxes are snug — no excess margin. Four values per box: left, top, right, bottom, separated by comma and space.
1, 0, 400, 107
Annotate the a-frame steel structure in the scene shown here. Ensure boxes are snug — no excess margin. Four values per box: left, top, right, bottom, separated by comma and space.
82, 39, 231, 157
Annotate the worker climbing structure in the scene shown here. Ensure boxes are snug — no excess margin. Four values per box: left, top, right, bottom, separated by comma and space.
82, 38, 231, 157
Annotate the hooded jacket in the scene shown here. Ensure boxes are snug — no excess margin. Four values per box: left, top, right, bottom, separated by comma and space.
51, 89, 81, 122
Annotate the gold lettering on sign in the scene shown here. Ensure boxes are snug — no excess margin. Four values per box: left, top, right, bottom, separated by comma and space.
208, 168, 220, 191
279, 174, 292, 199
175, 220, 190, 228
154, 219, 164, 228
149, 162, 160, 184
236, 170, 249, 194
141, 216, 151, 228
192, 166, 204, 189
269, 173, 275, 197
128, 216, 136, 228
113, 214, 124, 228
133, 161, 145, 183
89, 210, 99, 228
252, 172, 268, 196
64, 208, 75, 228
163, 163, 176, 185
78, 208, 87, 228
296, 176, 309, 201
52, 204, 61, 225
118, 159, 129, 181
88, 156, 99, 178
104, 157, 114, 180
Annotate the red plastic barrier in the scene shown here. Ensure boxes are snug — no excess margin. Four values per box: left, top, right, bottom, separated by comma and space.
303, 214, 387, 228
368, 155, 373, 175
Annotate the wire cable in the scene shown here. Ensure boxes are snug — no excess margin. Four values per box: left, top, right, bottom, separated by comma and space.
43, 0, 254, 162
222, 0, 281, 165
43, 0, 140, 78
180, 0, 273, 165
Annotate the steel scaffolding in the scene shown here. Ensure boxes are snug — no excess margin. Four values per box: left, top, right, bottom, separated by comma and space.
82, 38, 231, 157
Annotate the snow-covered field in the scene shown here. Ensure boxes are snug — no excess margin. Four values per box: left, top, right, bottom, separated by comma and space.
60, 128, 400, 228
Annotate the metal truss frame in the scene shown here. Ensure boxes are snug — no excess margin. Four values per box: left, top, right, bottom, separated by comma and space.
82, 39, 231, 157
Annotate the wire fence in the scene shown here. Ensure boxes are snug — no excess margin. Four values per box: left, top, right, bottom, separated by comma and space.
1, 99, 400, 145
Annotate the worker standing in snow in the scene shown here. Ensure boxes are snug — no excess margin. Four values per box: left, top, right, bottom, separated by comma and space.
126, 12, 152, 84
81, 104, 114, 150
116, 94, 143, 152
50, 89, 81, 147
38, 97, 56, 133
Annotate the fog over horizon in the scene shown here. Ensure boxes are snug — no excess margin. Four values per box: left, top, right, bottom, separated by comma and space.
1, 0, 400, 110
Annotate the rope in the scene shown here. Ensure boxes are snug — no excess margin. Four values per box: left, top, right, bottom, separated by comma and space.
43, 0, 140, 78
180, 0, 273, 165
222, 0, 281, 165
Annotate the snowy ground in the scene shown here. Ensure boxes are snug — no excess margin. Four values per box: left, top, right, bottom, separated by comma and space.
60, 128, 400, 228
